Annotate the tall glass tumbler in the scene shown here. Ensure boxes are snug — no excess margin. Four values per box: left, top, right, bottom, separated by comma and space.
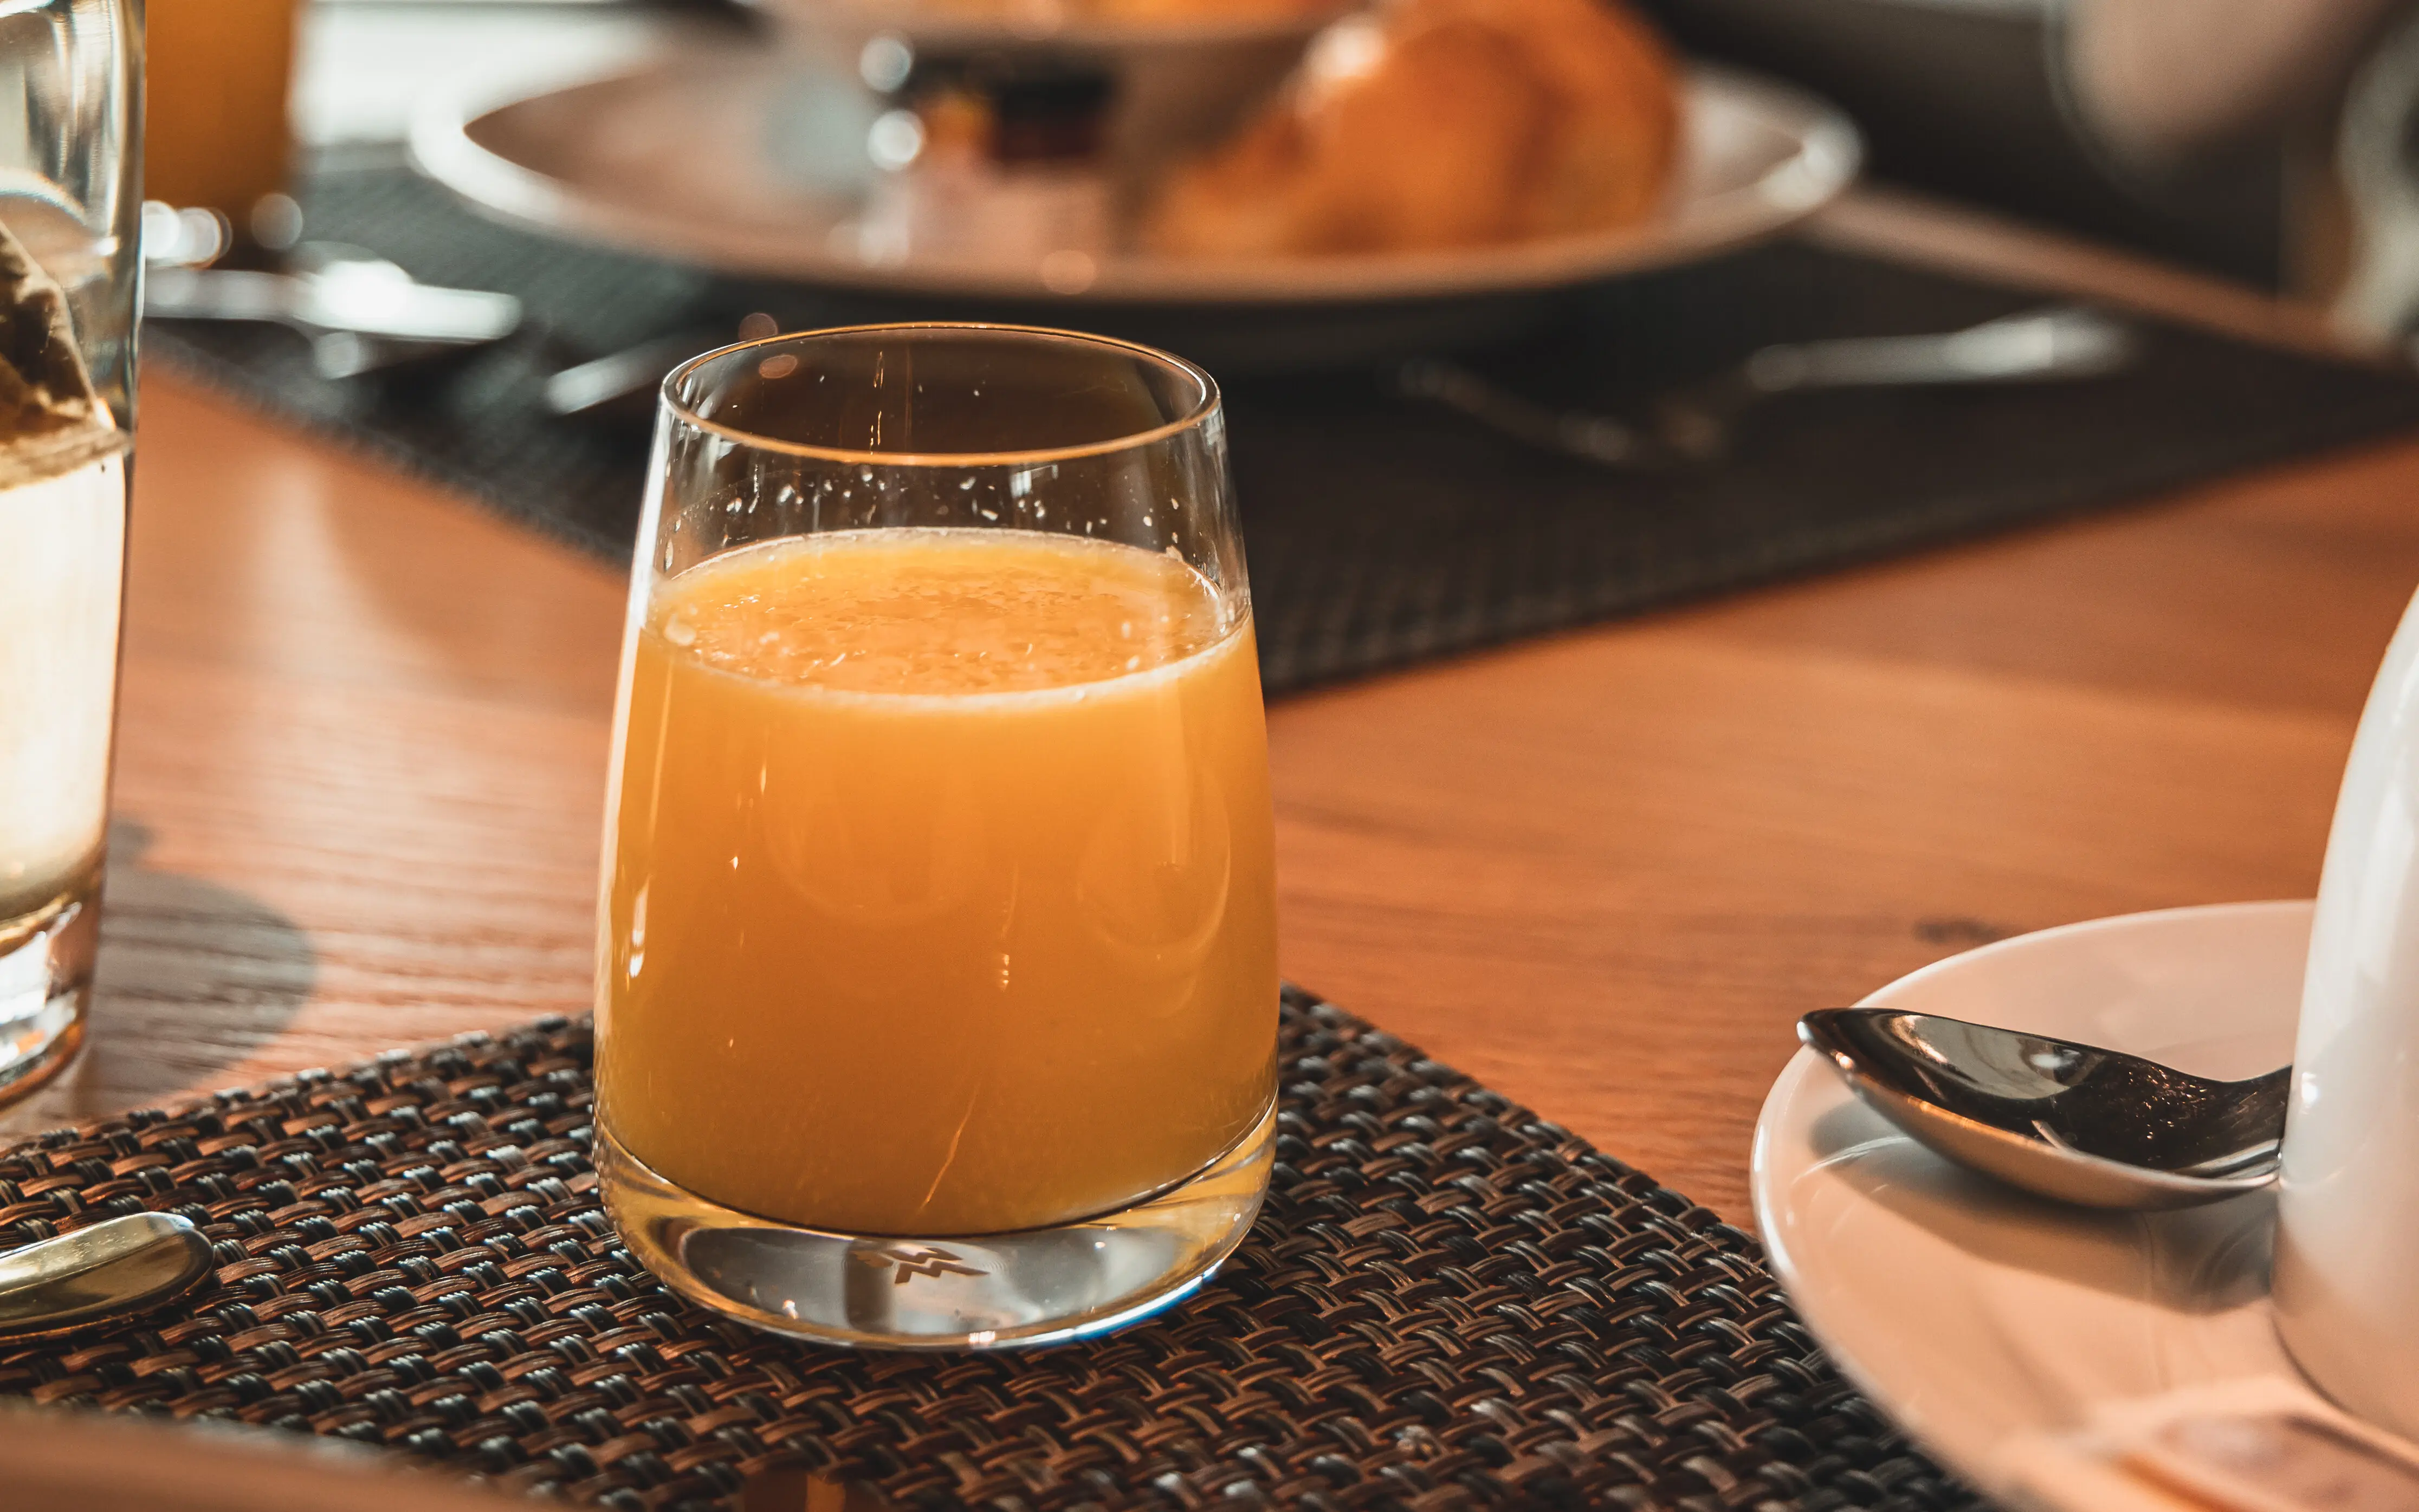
596, 325, 1278, 1349
0, 0, 139, 1104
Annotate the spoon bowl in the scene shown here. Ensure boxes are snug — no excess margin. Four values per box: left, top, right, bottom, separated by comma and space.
1799, 1007, 2287, 1210
0, 1210, 214, 1338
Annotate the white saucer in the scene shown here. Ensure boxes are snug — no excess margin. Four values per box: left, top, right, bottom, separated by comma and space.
410, 55, 1858, 303
1751, 901, 2326, 1498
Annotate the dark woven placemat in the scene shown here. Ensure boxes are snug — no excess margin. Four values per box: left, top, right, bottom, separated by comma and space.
146, 162, 2419, 695
0, 990, 1977, 1511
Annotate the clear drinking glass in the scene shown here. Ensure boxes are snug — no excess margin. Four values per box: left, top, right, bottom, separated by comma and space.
0, 0, 140, 1104
595, 324, 1278, 1349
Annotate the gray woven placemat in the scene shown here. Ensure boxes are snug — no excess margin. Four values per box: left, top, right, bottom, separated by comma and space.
0, 992, 1981, 1511
146, 164, 2419, 695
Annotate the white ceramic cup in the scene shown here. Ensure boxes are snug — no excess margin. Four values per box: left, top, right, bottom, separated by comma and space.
2276, 586, 2419, 1432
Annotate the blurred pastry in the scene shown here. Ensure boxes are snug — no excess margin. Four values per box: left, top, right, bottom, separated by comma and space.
1146, 0, 1678, 256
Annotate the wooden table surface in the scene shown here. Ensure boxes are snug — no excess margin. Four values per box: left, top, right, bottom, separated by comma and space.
16, 215, 2419, 1225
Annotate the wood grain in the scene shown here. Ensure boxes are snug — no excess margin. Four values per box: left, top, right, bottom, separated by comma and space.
9, 357, 2414, 1224
1267, 450, 2418, 1210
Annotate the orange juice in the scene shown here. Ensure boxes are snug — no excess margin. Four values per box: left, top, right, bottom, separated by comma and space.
597, 528, 1277, 1236
144, 0, 297, 220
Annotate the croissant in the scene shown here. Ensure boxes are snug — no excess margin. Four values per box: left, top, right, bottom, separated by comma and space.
1147, 0, 1678, 257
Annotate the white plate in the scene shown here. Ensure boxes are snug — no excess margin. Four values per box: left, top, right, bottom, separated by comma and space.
1751, 901, 2325, 1500
410, 54, 1859, 304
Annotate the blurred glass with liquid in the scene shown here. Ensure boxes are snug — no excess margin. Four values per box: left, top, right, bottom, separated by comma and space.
0, 0, 138, 1103
144, 0, 296, 238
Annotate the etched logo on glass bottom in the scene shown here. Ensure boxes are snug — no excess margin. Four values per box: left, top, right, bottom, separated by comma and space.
851, 1244, 988, 1284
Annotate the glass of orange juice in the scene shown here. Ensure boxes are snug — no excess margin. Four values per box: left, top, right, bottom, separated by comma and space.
595, 323, 1278, 1349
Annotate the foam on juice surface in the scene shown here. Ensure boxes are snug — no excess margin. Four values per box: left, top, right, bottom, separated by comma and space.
650, 528, 1230, 696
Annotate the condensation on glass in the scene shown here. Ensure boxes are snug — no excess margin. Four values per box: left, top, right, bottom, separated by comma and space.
0, 0, 139, 1104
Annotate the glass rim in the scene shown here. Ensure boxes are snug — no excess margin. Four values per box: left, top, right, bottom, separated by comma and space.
658, 321, 1224, 469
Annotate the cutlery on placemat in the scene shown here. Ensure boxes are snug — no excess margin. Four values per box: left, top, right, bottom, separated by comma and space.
0, 1211, 213, 1339
541, 328, 737, 420
1400, 304, 2138, 470
1799, 1006, 2286, 1210
144, 242, 523, 379
541, 312, 783, 420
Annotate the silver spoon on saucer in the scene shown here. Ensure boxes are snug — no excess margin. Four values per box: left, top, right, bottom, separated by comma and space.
1799, 1008, 2288, 1210
0, 1211, 214, 1339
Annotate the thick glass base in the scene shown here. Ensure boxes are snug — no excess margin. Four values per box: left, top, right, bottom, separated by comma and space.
597, 1105, 1273, 1351
0, 866, 97, 1107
